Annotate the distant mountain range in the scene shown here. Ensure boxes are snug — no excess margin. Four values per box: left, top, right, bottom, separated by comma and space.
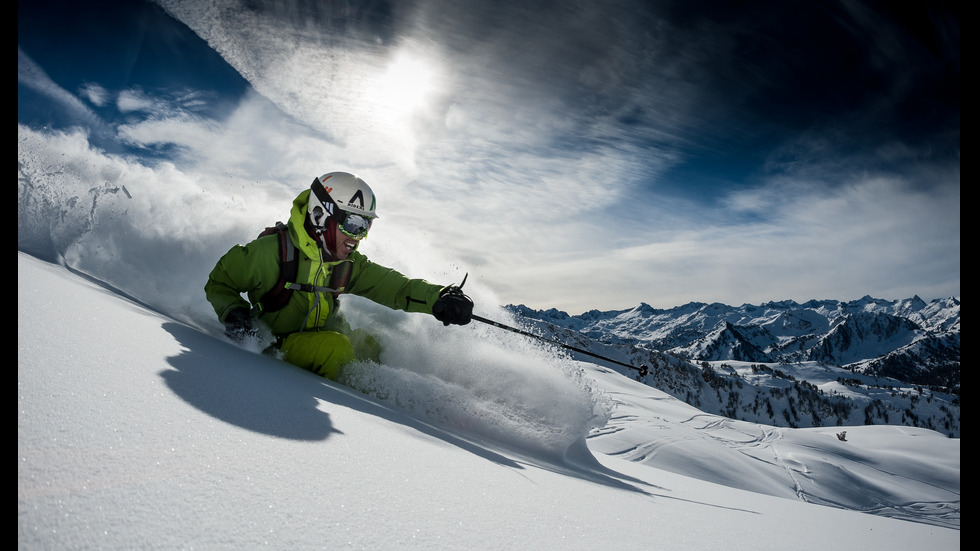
505, 295, 960, 437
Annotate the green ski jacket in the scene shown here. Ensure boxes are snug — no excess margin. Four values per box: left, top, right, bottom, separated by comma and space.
205, 189, 445, 338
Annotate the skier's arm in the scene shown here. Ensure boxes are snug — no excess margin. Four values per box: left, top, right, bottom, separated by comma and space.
204, 239, 280, 322
345, 254, 446, 314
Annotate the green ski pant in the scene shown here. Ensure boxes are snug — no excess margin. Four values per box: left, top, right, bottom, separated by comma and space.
280, 329, 381, 381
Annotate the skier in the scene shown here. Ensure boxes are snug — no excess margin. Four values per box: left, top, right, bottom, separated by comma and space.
205, 171, 474, 381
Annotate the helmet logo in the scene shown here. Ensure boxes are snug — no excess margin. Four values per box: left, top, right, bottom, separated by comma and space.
348, 189, 365, 210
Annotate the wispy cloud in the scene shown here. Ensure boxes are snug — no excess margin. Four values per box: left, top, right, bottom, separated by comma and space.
18, 48, 105, 131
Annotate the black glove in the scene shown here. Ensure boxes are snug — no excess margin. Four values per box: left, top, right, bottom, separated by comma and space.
224, 307, 256, 342
432, 286, 474, 326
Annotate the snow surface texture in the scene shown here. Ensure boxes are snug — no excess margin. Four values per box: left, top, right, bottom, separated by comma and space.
18, 253, 959, 549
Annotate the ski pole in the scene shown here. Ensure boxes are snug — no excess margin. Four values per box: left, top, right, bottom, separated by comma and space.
450, 274, 651, 377
470, 314, 650, 377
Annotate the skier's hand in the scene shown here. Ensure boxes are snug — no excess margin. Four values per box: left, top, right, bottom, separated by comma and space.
432, 286, 474, 326
224, 307, 256, 342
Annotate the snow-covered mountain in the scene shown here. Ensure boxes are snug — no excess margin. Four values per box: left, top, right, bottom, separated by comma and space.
506, 296, 960, 437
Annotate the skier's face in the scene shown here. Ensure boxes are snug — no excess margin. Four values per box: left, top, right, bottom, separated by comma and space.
333, 222, 359, 260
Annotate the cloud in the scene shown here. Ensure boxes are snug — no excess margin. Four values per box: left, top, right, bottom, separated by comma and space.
79, 82, 109, 107
18, 48, 105, 131
21, 0, 959, 316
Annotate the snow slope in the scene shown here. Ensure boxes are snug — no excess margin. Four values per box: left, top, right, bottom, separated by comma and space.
18, 252, 959, 549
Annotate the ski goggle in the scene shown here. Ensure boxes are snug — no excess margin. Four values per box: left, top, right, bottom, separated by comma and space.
337, 211, 372, 240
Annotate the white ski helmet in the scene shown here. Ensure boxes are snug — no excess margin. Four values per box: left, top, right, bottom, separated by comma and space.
307, 171, 378, 231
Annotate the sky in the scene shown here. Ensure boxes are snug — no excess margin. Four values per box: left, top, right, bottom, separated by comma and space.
17, 0, 960, 315
18, 251, 960, 549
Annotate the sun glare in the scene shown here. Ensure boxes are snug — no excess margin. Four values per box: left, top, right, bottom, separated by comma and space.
368, 51, 439, 120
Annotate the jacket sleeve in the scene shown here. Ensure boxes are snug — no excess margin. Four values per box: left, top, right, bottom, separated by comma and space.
346, 253, 446, 314
204, 237, 281, 322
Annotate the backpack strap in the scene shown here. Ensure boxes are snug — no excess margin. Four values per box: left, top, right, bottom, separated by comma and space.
252, 222, 299, 315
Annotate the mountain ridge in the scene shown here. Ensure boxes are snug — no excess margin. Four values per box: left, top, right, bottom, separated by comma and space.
505, 295, 960, 437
